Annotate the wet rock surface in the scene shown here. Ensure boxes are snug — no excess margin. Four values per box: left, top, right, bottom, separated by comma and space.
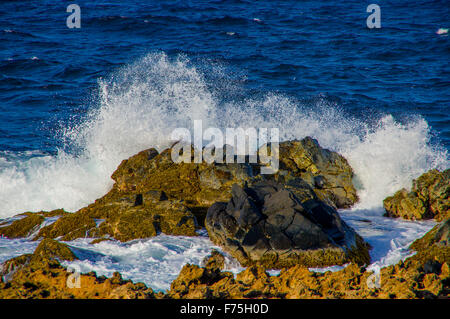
1, 137, 359, 243
1, 220, 448, 299
266, 137, 358, 209
0, 210, 67, 239
34, 190, 198, 242
168, 223, 450, 299
0, 239, 155, 299
205, 181, 370, 268
383, 169, 449, 221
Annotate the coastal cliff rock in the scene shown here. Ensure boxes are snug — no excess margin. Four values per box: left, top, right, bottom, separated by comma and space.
0, 239, 155, 299
205, 181, 370, 268
383, 169, 449, 221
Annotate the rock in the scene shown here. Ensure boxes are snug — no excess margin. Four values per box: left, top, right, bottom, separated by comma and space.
110, 147, 256, 223
202, 249, 225, 272
383, 169, 449, 221
167, 259, 449, 299
2, 137, 359, 242
168, 261, 235, 299
33, 144, 256, 242
170, 250, 229, 296
3, 145, 255, 242
264, 138, 358, 208
35, 191, 198, 242
31, 238, 77, 263
1, 238, 76, 284
2, 224, 449, 299
110, 137, 358, 223
167, 227, 450, 299
205, 181, 370, 268
0, 239, 155, 299
410, 218, 450, 262
1, 239, 77, 277
0, 209, 67, 239
423, 260, 442, 275
201, 250, 226, 282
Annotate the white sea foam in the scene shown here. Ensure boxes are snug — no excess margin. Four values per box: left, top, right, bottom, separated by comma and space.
0, 52, 447, 217
0, 237, 39, 263
341, 116, 447, 209
0, 52, 448, 290
340, 208, 436, 267
52, 210, 435, 291
59, 234, 229, 292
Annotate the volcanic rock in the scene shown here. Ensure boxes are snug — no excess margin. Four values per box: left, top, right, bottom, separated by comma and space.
2, 137, 360, 242
0, 239, 155, 299
383, 169, 449, 221
35, 191, 197, 242
205, 181, 370, 268
263, 137, 358, 208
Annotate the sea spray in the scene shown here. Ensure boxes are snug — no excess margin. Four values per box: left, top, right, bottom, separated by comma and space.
0, 52, 448, 218
341, 115, 448, 209
0, 53, 447, 291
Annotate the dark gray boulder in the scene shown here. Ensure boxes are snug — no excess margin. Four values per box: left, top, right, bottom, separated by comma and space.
205, 181, 370, 268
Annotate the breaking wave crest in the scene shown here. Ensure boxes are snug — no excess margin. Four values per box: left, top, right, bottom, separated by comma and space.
0, 52, 448, 217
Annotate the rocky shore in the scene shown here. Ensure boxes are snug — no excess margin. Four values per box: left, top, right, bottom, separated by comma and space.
0, 239, 156, 299
0, 220, 448, 299
0, 137, 448, 299
168, 219, 449, 299
383, 169, 449, 221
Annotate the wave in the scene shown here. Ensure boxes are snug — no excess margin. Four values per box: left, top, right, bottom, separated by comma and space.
0, 52, 448, 218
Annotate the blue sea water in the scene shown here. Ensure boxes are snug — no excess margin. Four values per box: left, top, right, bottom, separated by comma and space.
0, 1, 449, 291
1, 0, 449, 153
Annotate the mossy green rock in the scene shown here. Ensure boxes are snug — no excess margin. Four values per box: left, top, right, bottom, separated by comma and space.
263, 137, 358, 208
0, 210, 67, 239
4, 137, 359, 242
410, 218, 449, 258
35, 191, 198, 242
384, 169, 449, 221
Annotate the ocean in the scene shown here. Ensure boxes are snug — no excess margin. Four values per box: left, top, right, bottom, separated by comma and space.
0, 0, 448, 291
